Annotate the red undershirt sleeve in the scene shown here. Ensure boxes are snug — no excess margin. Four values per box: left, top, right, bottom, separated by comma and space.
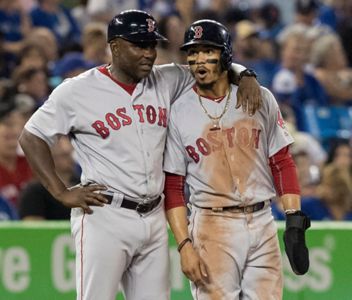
164, 172, 186, 211
269, 146, 300, 196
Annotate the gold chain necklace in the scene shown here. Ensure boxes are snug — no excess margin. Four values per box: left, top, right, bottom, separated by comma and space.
197, 86, 232, 131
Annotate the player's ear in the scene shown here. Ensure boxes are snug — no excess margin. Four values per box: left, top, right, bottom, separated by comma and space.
109, 40, 120, 56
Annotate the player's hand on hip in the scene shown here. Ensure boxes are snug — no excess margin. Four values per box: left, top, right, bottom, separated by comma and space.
236, 76, 262, 116
180, 242, 208, 286
57, 185, 108, 214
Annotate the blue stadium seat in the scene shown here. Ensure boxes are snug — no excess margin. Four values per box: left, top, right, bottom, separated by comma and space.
303, 105, 352, 142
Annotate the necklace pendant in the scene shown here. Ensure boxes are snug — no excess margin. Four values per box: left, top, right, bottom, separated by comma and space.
210, 121, 221, 131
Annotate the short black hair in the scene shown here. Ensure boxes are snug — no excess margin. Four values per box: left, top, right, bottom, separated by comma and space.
296, 0, 319, 15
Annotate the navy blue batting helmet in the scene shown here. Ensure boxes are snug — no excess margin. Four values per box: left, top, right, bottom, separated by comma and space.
180, 19, 233, 70
107, 10, 167, 43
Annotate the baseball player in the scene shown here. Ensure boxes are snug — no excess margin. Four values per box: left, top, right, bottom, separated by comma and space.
19, 10, 261, 300
163, 20, 310, 299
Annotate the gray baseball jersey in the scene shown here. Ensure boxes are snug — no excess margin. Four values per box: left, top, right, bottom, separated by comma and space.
25, 64, 193, 199
163, 84, 294, 208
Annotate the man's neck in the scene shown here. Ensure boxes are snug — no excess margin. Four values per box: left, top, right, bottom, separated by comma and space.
108, 64, 139, 85
197, 72, 230, 98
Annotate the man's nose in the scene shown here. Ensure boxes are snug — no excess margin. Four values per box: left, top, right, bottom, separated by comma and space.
143, 47, 155, 57
196, 52, 207, 64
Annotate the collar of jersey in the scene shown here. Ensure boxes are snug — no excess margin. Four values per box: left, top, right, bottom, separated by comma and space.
98, 65, 137, 96
192, 85, 226, 103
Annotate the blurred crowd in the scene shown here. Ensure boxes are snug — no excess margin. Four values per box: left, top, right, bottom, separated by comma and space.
0, 0, 351, 221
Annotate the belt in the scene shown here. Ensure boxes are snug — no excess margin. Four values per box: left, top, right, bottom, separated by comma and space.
196, 201, 267, 213
103, 193, 162, 214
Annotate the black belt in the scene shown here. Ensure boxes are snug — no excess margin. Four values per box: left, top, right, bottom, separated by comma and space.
196, 201, 266, 213
104, 194, 162, 214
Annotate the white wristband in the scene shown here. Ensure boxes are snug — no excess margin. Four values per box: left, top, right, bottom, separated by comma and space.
285, 209, 299, 215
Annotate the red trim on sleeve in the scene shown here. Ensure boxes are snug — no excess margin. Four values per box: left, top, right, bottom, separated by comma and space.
164, 173, 185, 210
269, 146, 300, 196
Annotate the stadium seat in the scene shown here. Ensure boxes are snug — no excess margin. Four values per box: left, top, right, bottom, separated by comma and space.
303, 104, 352, 143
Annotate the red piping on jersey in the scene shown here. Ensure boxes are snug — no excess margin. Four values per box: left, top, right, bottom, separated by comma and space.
269, 146, 300, 196
192, 85, 226, 103
98, 65, 137, 95
164, 173, 185, 210
80, 213, 86, 300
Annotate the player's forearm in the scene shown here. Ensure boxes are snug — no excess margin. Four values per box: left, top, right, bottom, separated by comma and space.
280, 194, 301, 213
166, 206, 190, 244
19, 129, 67, 199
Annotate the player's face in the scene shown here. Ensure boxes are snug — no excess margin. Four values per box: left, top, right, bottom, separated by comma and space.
187, 45, 223, 88
111, 38, 157, 83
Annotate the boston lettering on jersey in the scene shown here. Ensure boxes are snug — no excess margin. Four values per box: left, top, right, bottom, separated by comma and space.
91, 104, 167, 139
186, 126, 262, 163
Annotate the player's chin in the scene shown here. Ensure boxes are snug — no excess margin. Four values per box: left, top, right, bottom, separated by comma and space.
195, 77, 214, 87
138, 65, 153, 77
136, 67, 153, 79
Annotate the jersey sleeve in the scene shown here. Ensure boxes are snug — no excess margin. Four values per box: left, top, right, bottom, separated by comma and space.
163, 107, 188, 176
24, 80, 76, 146
263, 87, 294, 157
155, 64, 194, 103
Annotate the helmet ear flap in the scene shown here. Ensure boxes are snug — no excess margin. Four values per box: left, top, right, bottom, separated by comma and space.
220, 48, 232, 71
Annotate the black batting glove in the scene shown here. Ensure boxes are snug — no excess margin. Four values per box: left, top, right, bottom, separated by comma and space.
283, 211, 311, 275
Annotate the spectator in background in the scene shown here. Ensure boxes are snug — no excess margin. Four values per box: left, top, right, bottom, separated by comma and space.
326, 138, 352, 172
293, 150, 321, 197
19, 136, 79, 220
0, 194, 18, 220
272, 24, 328, 132
53, 52, 95, 79
281, 103, 327, 167
174, 0, 194, 27
12, 66, 49, 106
80, 22, 110, 65
53, 22, 109, 80
18, 0, 36, 12
71, 0, 91, 31
0, 88, 33, 209
86, 0, 157, 23
25, 27, 59, 70
30, 0, 81, 52
0, 31, 8, 77
271, 149, 321, 221
317, 0, 339, 30
0, 0, 32, 54
295, 0, 320, 26
155, 14, 185, 64
234, 20, 278, 87
258, 2, 284, 40
302, 164, 352, 220
16, 42, 48, 70
337, 0, 352, 66
0, 0, 32, 76
310, 33, 352, 104
13, 92, 36, 138
293, 0, 332, 39
193, 0, 230, 14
